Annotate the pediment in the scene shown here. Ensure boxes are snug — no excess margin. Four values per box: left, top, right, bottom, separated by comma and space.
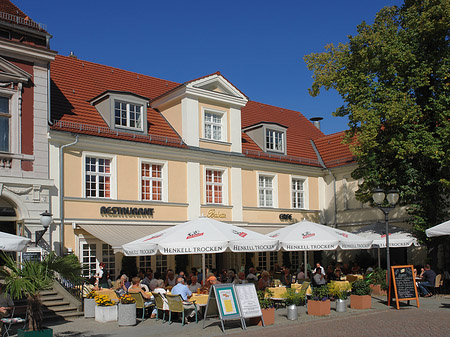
186, 73, 247, 100
0, 56, 32, 83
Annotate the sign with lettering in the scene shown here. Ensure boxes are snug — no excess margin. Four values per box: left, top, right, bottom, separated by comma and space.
279, 214, 292, 221
207, 209, 226, 219
235, 283, 262, 319
388, 265, 420, 309
100, 206, 154, 217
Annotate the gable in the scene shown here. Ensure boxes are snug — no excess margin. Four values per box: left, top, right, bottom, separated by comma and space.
186, 73, 247, 100
0, 56, 32, 82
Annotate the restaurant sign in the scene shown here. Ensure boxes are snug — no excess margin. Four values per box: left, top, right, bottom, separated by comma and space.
100, 206, 154, 217
207, 209, 226, 219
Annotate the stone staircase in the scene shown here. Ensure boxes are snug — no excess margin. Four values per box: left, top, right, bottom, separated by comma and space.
40, 282, 83, 321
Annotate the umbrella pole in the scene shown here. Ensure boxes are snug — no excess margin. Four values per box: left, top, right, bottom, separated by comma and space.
304, 251, 308, 279
202, 253, 206, 286
378, 248, 381, 269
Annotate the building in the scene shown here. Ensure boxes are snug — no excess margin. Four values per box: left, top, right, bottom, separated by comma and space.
0, 0, 56, 257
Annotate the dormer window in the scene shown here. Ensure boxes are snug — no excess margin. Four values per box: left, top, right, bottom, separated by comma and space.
266, 129, 284, 153
204, 112, 222, 140
114, 101, 143, 130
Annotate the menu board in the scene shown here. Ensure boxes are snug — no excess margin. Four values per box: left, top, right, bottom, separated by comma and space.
235, 283, 262, 318
214, 284, 241, 320
388, 265, 420, 309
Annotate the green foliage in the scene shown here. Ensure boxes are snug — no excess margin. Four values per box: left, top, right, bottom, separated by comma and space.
328, 281, 351, 300
366, 268, 388, 291
257, 289, 275, 309
304, 0, 450, 242
282, 288, 306, 306
351, 279, 371, 296
0, 252, 82, 331
312, 285, 329, 301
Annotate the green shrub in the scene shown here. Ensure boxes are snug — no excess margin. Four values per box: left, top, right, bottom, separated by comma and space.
312, 285, 329, 301
351, 279, 371, 296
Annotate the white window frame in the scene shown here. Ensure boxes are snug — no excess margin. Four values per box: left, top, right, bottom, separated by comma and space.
202, 107, 227, 142
0, 89, 17, 154
258, 172, 278, 208
291, 176, 308, 209
265, 128, 285, 153
114, 100, 144, 131
79, 238, 118, 279
139, 159, 168, 202
82, 152, 117, 199
0, 96, 10, 153
203, 166, 228, 205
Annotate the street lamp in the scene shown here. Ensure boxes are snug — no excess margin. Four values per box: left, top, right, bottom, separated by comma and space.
372, 188, 399, 285
36, 210, 53, 247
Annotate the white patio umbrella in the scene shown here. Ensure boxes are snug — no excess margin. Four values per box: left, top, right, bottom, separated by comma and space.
268, 220, 372, 275
0, 231, 31, 252
122, 217, 278, 283
426, 219, 450, 237
353, 222, 419, 268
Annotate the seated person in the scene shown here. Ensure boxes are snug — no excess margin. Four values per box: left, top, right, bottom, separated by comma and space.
257, 271, 271, 290
128, 277, 153, 306
351, 263, 361, 274
113, 276, 128, 296
234, 272, 248, 284
171, 277, 197, 323
280, 267, 292, 287
165, 270, 177, 287
326, 265, 335, 281
313, 267, 326, 286
418, 264, 437, 297
151, 279, 168, 319
205, 274, 219, 290
246, 268, 258, 282
150, 271, 163, 291
188, 276, 201, 293
0, 282, 14, 332
297, 267, 306, 280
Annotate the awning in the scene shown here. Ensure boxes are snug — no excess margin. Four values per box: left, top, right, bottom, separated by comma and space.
78, 225, 169, 252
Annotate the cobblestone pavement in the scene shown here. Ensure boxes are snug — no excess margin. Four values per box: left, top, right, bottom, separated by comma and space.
32, 296, 450, 337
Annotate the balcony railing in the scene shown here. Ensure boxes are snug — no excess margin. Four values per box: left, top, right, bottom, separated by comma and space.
0, 12, 47, 31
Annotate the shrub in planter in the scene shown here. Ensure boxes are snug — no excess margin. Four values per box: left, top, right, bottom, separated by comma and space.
366, 268, 388, 295
118, 294, 136, 326
95, 295, 118, 322
350, 279, 371, 309
282, 288, 306, 306
328, 281, 351, 312
84, 291, 98, 318
308, 285, 330, 316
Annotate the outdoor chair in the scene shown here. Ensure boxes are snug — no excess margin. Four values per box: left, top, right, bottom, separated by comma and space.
151, 292, 167, 322
129, 292, 153, 321
426, 274, 443, 296
165, 294, 197, 326
1, 306, 27, 337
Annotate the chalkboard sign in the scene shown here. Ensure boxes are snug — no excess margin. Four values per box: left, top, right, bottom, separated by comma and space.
388, 265, 420, 309
22, 252, 41, 262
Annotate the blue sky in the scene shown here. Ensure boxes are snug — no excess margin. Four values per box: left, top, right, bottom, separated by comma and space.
15, 0, 404, 135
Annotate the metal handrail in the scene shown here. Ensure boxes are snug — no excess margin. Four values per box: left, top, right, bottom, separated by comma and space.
0, 12, 47, 31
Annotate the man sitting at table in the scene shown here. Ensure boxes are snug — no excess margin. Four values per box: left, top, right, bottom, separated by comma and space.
247, 268, 258, 282
128, 277, 153, 306
188, 275, 201, 293
418, 264, 436, 297
313, 267, 326, 286
171, 277, 196, 323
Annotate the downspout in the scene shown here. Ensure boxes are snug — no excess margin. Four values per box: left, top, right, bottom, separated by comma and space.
59, 135, 79, 255
47, 63, 53, 126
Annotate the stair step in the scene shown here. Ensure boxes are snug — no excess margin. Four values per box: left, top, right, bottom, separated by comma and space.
44, 305, 78, 313
41, 295, 64, 302
42, 300, 71, 307
43, 312, 84, 321
40, 290, 58, 296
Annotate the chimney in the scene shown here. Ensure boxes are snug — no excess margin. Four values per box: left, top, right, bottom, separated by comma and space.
310, 117, 323, 130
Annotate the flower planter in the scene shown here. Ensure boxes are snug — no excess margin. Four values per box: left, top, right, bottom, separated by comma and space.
84, 298, 96, 318
350, 295, 371, 309
249, 307, 275, 326
17, 329, 53, 337
307, 299, 330, 316
95, 305, 118, 322
335, 299, 347, 312
370, 284, 387, 296
118, 303, 136, 326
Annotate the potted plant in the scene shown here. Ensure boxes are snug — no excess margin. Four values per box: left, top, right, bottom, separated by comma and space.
118, 294, 136, 326
282, 288, 306, 320
307, 285, 330, 316
84, 290, 97, 318
94, 294, 118, 322
366, 268, 388, 295
328, 282, 351, 312
0, 252, 81, 336
250, 289, 275, 326
350, 279, 372, 309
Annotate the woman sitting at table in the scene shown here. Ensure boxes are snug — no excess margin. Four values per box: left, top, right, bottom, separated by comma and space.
113, 276, 128, 296
128, 277, 153, 306
257, 271, 271, 290
165, 270, 176, 287
151, 279, 168, 319
280, 267, 292, 287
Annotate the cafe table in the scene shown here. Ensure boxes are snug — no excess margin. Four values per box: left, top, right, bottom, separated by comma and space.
330, 280, 351, 291
345, 274, 364, 283
189, 293, 209, 306
95, 289, 119, 300
291, 282, 312, 295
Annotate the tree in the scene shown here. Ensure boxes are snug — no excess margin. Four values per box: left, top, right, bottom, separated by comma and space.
304, 0, 450, 243
0, 252, 81, 331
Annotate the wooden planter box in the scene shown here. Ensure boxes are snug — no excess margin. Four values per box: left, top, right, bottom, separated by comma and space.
249, 307, 275, 326
350, 295, 371, 309
370, 284, 387, 296
307, 300, 330, 316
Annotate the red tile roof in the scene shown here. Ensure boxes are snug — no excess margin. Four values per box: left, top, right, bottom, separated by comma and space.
0, 0, 47, 32
241, 101, 325, 165
51, 55, 353, 167
51, 55, 184, 147
313, 131, 356, 167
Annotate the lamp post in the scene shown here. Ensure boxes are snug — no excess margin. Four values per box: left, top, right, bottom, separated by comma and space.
36, 210, 53, 247
372, 188, 399, 285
